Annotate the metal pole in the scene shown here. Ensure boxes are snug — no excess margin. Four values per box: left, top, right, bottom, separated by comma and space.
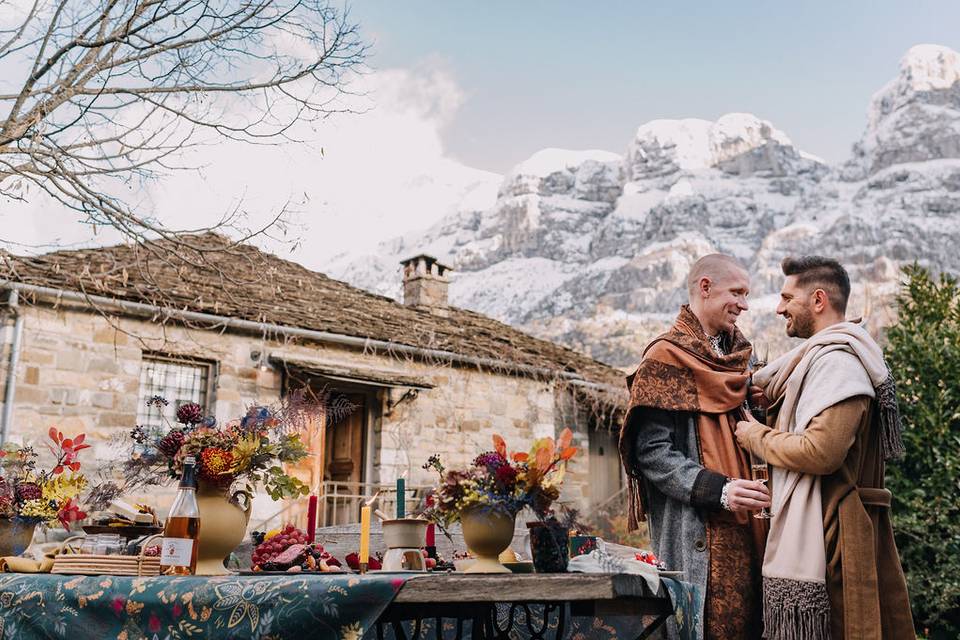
1, 290, 24, 445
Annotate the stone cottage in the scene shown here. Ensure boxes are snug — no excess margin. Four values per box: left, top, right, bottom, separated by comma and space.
0, 234, 626, 528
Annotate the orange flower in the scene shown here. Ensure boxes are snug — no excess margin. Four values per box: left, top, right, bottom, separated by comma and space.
199, 447, 235, 479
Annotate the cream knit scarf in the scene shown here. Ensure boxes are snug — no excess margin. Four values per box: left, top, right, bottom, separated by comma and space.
752, 321, 904, 640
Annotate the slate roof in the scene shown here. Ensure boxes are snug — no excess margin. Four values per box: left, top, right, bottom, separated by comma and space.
0, 233, 626, 391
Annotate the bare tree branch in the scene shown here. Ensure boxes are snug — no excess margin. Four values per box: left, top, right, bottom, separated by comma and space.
0, 0, 367, 249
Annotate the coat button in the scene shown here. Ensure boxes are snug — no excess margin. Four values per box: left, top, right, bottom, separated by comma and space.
694, 539, 706, 552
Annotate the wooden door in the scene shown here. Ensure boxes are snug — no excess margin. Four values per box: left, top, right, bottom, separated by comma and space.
325, 393, 365, 483
588, 427, 623, 507
324, 393, 366, 524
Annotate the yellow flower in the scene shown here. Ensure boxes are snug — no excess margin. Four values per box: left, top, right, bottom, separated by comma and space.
229, 435, 260, 474
42, 472, 87, 502
340, 622, 363, 640
19, 499, 56, 519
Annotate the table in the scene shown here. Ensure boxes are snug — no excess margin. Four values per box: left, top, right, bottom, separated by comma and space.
0, 572, 696, 640
378, 573, 694, 640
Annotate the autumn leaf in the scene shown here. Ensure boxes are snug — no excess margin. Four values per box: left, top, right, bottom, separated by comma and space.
512, 452, 529, 463
558, 428, 573, 450
535, 446, 552, 473
560, 447, 577, 460
74, 433, 85, 446
493, 434, 507, 458
48, 426, 60, 443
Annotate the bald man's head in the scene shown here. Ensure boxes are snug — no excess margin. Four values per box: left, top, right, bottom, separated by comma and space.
686, 254, 747, 298
686, 254, 751, 335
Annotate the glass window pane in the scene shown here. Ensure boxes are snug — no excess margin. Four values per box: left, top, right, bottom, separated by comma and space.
136, 357, 209, 430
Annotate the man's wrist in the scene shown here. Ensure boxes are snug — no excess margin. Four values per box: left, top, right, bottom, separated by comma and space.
720, 481, 732, 511
691, 468, 728, 510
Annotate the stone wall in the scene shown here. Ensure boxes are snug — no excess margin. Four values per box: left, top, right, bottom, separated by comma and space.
0, 303, 604, 524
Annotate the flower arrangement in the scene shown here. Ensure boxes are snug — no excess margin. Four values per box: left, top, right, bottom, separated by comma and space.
0, 428, 89, 530
126, 394, 318, 506
422, 428, 578, 530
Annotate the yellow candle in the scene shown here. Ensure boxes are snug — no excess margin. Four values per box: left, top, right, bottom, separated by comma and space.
359, 505, 371, 565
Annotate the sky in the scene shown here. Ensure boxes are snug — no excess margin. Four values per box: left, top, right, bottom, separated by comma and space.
3, 1, 960, 263
352, 1, 960, 170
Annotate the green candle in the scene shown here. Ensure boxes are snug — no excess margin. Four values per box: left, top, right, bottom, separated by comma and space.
396, 477, 405, 518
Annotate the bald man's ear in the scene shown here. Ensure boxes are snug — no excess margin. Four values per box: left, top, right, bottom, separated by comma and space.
699, 276, 712, 299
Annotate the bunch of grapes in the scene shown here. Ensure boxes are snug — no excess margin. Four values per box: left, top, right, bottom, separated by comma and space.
251, 524, 309, 566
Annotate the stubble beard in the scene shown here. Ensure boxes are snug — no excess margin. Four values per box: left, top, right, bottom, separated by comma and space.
786, 308, 815, 339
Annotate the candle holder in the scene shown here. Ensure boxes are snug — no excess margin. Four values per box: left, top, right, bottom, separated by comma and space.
381, 518, 428, 571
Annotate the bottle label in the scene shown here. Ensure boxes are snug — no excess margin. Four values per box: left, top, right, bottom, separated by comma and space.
160, 537, 195, 567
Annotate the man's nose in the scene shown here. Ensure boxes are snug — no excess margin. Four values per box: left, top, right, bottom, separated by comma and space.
739, 298, 749, 311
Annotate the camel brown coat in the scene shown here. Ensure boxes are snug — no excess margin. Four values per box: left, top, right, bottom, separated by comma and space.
739, 396, 914, 639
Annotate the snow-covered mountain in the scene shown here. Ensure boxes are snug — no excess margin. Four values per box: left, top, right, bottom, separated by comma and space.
327, 44, 960, 368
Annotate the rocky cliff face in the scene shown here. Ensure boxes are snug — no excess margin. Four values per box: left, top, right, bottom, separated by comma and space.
327, 45, 960, 368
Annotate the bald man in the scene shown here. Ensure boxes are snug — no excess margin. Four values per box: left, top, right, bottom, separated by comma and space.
619, 254, 770, 640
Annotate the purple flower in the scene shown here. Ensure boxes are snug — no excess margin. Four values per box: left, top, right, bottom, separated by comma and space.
176, 402, 204, 425
473, 451, 506, 471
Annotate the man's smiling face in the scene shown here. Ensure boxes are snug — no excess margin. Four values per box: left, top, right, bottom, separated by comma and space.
704, 266, 750, 334
776, 275, 816, 338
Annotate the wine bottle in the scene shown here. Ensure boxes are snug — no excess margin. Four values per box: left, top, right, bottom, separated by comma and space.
160, 455, 200, 575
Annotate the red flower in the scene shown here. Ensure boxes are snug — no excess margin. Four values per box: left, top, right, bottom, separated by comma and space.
57, 498, 87, 531
172, 603, 182, 618
148, 612, 161, 633
111, 597, 125, 615
494, 464, 518, 490
199, 447, 235, 481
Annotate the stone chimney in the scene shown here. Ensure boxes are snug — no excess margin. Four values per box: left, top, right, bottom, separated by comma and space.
400, 254, 451, 314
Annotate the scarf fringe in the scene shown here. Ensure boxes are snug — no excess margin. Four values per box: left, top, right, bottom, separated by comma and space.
626, 477, 645, 530
762, 576, 831, 640
876, 374, 906, 460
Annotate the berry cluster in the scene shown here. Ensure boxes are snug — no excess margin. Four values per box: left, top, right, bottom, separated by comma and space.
635, 551, 666, 570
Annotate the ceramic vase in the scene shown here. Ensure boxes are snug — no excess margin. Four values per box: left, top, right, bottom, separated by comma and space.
460, 506, 515, 574
0, 518, 36, 557
194, 484, 250, 575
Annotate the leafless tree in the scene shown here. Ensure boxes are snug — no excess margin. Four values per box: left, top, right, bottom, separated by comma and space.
0, 0, 367, 249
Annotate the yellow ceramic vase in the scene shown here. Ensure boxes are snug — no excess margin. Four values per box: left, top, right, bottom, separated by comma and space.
194, 484, 250, 576
459, 506, 516, 574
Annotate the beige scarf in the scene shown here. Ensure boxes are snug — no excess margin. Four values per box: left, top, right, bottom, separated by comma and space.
752, 321, 903, 640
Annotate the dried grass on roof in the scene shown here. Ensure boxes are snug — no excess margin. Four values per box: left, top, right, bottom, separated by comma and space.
0, 233, 627, 392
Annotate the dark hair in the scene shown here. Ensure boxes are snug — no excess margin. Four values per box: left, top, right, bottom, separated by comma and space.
781, 256, 851, 313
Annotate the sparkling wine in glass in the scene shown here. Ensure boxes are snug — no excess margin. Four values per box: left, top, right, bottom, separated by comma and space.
748, 341, 770, 423
750, 454, 774, 519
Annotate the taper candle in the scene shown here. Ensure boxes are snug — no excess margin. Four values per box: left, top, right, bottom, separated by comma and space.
425, 493, 436, 546
306, 495, 318, 543
396, 478, 405, 518
359, 505, 371, 568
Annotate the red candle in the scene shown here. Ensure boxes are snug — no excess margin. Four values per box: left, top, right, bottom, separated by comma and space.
425, 493, 436, 547
306, 495, 318, 543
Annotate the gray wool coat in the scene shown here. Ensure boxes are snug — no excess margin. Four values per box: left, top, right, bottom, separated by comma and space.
630, 406, 721, 640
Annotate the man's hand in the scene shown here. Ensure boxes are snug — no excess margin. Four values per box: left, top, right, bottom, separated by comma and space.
725, 479, 771, 512
749, 384, 769, 412
734, 414, 766, 449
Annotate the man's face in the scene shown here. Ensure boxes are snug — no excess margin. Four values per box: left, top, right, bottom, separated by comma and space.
777, 275, 816, 338
702, 267, 750, 333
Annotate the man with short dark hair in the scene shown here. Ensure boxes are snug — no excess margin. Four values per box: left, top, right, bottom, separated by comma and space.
735, 255, 913, 639
620, 253, 770, 639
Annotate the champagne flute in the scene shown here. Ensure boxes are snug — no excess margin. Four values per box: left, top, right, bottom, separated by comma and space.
750, 451, 774, 519
747, 341, 769, 423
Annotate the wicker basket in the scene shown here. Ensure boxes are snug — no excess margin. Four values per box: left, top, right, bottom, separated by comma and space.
52, 534, 162, 577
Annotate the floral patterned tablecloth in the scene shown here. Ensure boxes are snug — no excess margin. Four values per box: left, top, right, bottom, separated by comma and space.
0, 573, 699, 640
0, 573, 407, 640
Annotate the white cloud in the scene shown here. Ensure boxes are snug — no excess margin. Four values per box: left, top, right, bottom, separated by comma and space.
0, 60, 500, 271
